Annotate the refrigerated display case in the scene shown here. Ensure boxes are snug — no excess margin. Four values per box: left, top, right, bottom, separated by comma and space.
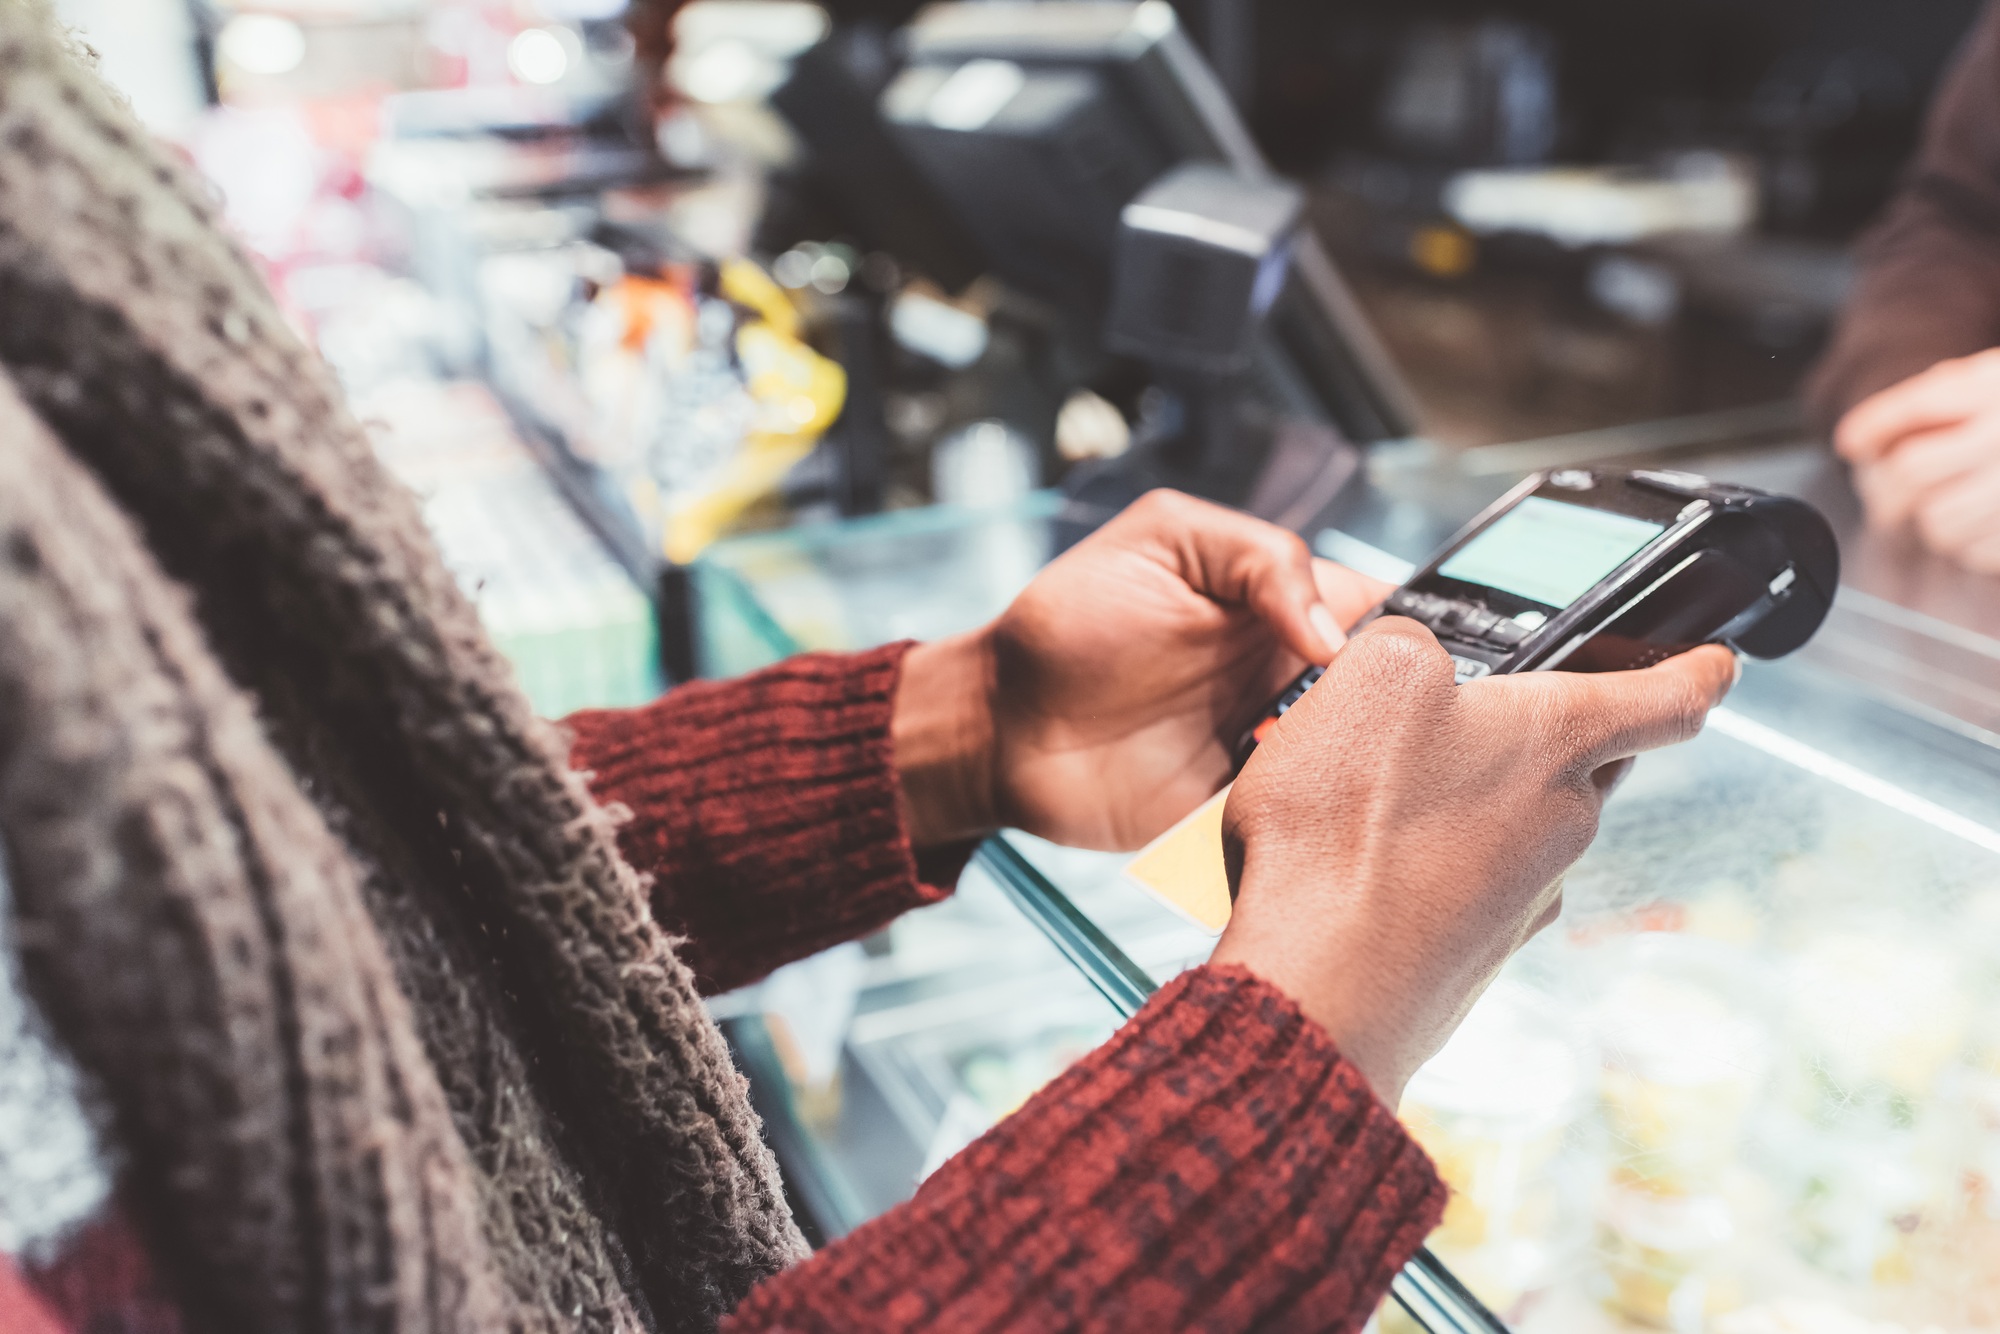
693, 443, 2000, 1333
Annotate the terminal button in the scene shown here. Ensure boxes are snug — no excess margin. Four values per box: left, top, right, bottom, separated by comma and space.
1387, 589, 1438, 620
1450, 655, 1493, 683
1460, 608, 1501, 638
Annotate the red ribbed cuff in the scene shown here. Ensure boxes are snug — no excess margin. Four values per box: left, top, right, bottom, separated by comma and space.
724, 963, 1446, 1333
566, 643, 975, 993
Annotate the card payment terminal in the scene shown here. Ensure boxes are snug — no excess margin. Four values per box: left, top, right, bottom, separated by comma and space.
1241, 467, 1839, 762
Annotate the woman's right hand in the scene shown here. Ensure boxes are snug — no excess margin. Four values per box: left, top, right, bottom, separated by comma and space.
1834, 348, 2000, 573
1210, 618, 1738, 1105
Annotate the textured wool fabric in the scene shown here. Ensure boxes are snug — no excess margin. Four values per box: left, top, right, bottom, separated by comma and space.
0, 3, 801, 1329
1806, 1, 2000, 428
0, 373, 510, 1330
722, 965, 1447, 1334
566, 645, 974, 995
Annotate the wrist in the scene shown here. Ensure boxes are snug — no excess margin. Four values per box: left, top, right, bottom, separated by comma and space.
1210, 940, 1416, 1106
892, 632, 999, 847
1210, 863, 1418, 1105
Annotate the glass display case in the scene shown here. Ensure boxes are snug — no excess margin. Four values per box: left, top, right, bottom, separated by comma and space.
693, 470, 2000, 1333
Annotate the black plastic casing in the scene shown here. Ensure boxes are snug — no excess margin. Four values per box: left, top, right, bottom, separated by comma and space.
1237, 467, 1839, 763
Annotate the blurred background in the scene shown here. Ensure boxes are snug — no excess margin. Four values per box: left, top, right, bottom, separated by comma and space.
57, 4, 2000, 1331
67, 0, 1979, 693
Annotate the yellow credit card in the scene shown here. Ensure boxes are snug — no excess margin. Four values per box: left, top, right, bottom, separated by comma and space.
1123, 787, 1234, 935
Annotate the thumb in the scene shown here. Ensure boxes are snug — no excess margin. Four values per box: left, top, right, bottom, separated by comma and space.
1144, 490, 1345, 664
1543, 643, 1741, 768
1229, 533, 1345, 665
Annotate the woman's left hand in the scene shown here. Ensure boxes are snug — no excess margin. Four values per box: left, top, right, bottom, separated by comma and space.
893, 489, 1390, 850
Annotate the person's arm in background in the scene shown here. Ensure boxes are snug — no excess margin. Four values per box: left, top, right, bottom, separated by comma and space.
1807, 1, 2000, 425
1809, 3, 2000, 572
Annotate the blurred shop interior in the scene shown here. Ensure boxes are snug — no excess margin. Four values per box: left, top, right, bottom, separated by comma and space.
73, 0, 1990, 688
58, 1, 2000, 1330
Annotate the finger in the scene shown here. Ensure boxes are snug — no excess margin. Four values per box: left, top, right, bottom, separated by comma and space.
1858, 420, 1997, 529
1312, 558, 1395, 631
1853, 458, 1927, 532
1131, 489, 1344, 665
1958, 527, 2000, 575
1322, 615, 1457, 692
1835, 359, 1989, 464
1915, 457, 2000, 555
1527, 644, 1740, 768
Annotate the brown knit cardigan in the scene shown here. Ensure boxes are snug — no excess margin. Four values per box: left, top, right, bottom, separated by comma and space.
0, 5, 803, 1329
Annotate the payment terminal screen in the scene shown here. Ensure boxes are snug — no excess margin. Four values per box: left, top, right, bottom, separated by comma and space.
1437, 497, 1665, 610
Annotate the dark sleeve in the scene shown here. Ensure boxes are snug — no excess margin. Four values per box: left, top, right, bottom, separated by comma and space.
1806, 1, 2000, 429
722, 964, 1448, 1334
564, 642, 976, 994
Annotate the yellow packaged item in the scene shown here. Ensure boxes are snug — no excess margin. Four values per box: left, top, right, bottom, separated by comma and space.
1123, 788, 1233, 933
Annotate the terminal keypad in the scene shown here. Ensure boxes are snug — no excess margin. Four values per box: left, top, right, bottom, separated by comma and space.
1385, 589, 1542, 652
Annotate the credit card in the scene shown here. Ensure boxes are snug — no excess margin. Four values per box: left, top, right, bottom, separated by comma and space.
1123, 786, 1234, 935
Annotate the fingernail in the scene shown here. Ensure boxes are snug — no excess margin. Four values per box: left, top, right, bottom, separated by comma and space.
1309, 604, 1344, 658
1729, 649, 1744, 688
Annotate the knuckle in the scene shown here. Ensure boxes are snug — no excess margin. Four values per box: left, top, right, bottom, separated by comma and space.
1127, 488, 1188, 526
1353, 621, 1449, 680
1257, 526, 1310, 567
1667, 676, 1710, 740
1916, 504, 1957, 550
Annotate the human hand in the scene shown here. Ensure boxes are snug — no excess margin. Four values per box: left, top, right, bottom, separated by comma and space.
1210, 620, 1738, 1104
1834, 348, 2000, 573
892, 490, 1390, 850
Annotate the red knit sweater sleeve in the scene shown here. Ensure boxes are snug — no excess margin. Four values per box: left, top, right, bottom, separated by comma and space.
723, 963, 1448, 1334
565, 642, 974, 994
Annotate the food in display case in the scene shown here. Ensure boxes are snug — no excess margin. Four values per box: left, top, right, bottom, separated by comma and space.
1356, 665, 2000, 1331
1582, 936, 1772, 1326
1596, 1185, 1743, 1328
1772, 929, 1970, 1288
1591, 936, 1772, 1200
1714, 1299, 1947, 1334
1398, 982, 1592, 1320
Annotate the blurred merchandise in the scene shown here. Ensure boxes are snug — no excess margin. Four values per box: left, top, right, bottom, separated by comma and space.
1596, 1186, 1741, 1327
53, 0, 206, 134
1591, 935, 1772, 1198
359, 377, 661, 716
480, 245, 845, 563
1445, 155, 1759, 250
1378, 20, 1557, 168
1716, 1303, 1946, 1334
691, 494, 1059, 676
1771, 929, 1969, 1286
1399, 982, 1591, 1319
930, 420, 1037, 509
